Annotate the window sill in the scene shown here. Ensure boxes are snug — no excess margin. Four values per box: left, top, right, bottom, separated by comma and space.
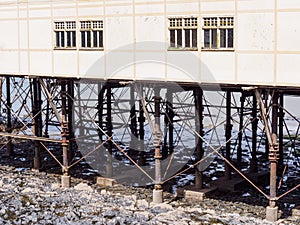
201, 48, 235, 52
79, 47, 104, 51
54, 47, 77, 50
168, 47, 198, 51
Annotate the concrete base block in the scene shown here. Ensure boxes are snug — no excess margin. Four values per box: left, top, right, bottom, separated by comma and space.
266, 206, 278, 222
185, 190, 205, 201
152, 189, 163, 204
61, 175, 71, 188
96, 177, 116, 187
292, 205, 300, 217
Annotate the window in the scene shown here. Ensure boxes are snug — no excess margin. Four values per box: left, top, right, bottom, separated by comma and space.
202, 17, 234, 50
169, 17, 198, 50
80, 20, 104, 49
54, 21, 76, 48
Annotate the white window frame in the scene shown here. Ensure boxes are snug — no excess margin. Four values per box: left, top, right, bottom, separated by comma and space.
54, 21, 76, 49
168, 17, 198, 51
202, 16, 234, 51
80, 20, 104, 50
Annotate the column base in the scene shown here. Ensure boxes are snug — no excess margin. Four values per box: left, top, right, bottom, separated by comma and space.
152, 189, 163, 204
266, 206, 278, 222
61, 175, 71, 188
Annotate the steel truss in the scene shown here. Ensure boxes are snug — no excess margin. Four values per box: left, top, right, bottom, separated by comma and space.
0, 76, 298, 221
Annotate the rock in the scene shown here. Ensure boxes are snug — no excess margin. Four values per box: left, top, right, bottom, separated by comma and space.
74, 183, 93, 192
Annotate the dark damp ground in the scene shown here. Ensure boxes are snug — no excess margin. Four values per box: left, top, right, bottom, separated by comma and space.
0, 140, 299, 220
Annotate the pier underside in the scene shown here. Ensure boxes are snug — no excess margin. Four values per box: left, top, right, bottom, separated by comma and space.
0, 75, 299, 221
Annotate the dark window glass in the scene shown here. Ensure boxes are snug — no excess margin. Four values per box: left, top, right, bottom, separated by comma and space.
228, 28, 234, 48
212, 29, 217, 48
87, 31, 91, 47
204, 29, 210, 48
67, 31, 71, 47
185, 29, 190, 48
192, 29, 197, 48
170, 30, 175, 47
71, 31, 76, 47
56, 32, 60, 47
99, 30, 103, 47
177, 29, 182, 47
81, 32, 85, 47
220, 29, 226, 48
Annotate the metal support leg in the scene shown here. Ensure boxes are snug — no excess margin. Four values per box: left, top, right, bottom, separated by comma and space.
278, 94, 284, 166
137, 99, 145, 166
106, 86, 113, 177
194, 87, 203, 189
67, 80, 75, 162
130, 85, 137, 151
5, 76, 13, 156
153, 89, 163, 204
250, 93, 258, 172
32, 78, 42, 170
163, 89, 173, 158
237, 93, 245, 164
61, 80, 70, 188
225, 91, 232, 179
255, 89, 279, 222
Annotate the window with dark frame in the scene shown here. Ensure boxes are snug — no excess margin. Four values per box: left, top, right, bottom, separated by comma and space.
80, 20, 104, 49
54, 21, 76, 48
202, 17, 234, 50
169, 17, 198, 50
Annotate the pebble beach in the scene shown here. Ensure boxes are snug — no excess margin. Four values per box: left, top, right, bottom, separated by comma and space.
0, 165, 298, 225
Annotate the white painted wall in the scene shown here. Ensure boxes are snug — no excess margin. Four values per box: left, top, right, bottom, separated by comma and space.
0, 0, 299, 87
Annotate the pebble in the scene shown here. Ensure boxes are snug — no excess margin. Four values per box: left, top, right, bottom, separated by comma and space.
0, 165, 298, 224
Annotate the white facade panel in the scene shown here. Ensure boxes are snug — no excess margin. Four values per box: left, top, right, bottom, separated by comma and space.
238, 0, 274, 11
29, 20, 52, 49
106, 5, 132, 15
0, 51, 19, 74
19, 21, 28, 49
0, 20, 18, 49
78, 6, 104, 18
54, 51, 77, 77
167, 51, 200, 83
278, 0, 300, 9
79, 51, 105, 79
201, 1, 235, 12
135, 4, 164, 15
238, 13, 274, 51
201, 52, 235, 83
277, 12, 300, 52
106, 51, 134, 80
237, 54, 274, 84
277, 54, 300, 85
135, 16, 165, 47
0, 0, 300, 87
167, 2, 198, 14
30, 51, 52, 75
106, 17, 134, 50
19, 51, 29, 74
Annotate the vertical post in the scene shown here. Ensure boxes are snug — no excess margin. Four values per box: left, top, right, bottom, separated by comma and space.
32, 78, 42, 170
5, 76, 13, 156
225, 91, 232, 179
97, 85, 105, 142
194, 87, 203, 189
250, 93, 258, 172
278, 93, 284, 166
153, 88, 163, 204
130, 85, 137, 151
61, 80, 70, 188
270, 92, 279, 207
163, 89, 173, 158
237, 92, 245, 164
106, 85, 113, 177
137, 99, 146, 166
67, 79, 75, 162
43, 80, 50, 138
